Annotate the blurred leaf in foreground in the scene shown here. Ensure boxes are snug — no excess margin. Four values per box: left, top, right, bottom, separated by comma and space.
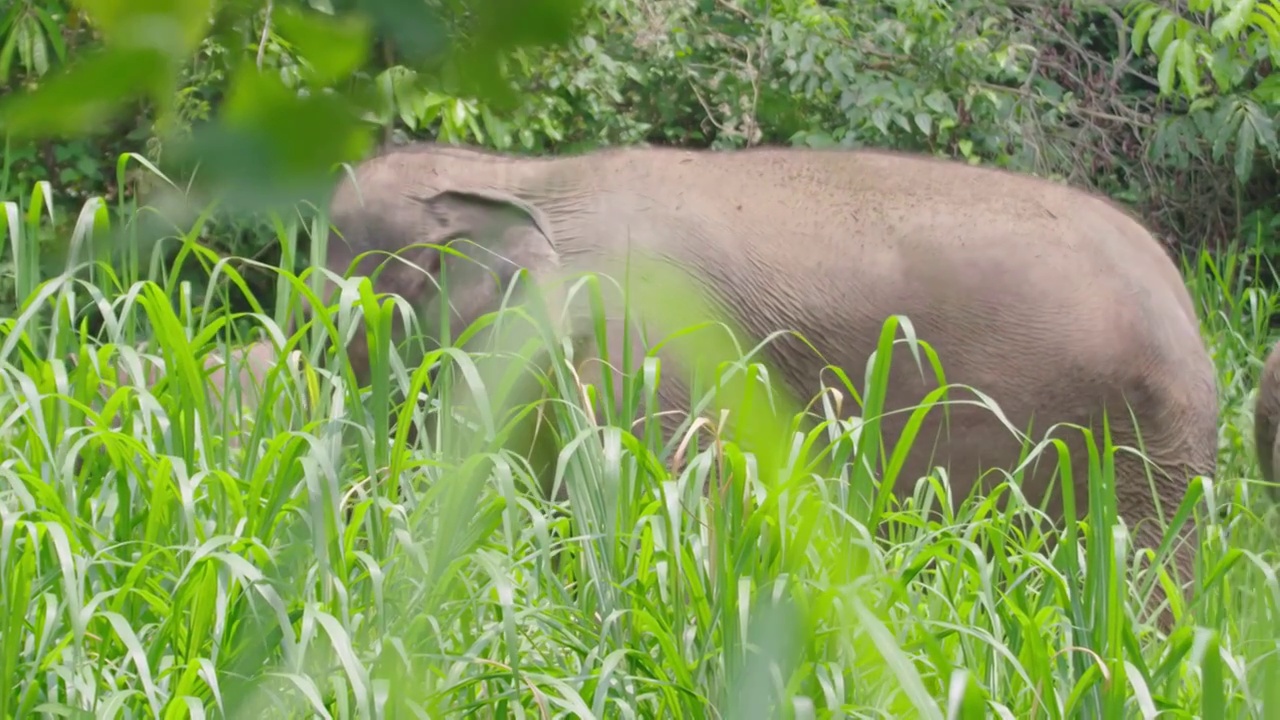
466, 0, 588, 48
275, 5, 373, 86
0, 0, 589, 212
74, 0, 216, 57
169, 68, 377, 211
354, 0, 449, 64
446, 0, 590, 105
0, 47, 174, 139
0, 0, 215, 140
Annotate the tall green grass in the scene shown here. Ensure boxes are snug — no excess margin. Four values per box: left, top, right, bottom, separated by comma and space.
1, 181, 1279, 719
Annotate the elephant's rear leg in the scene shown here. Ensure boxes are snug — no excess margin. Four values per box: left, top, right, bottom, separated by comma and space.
1109, 442, 1212, 631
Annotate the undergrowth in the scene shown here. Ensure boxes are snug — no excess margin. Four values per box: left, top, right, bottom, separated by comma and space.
1, 180, 1279, 719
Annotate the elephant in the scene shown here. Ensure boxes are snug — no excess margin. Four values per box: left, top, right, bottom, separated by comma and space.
65, 338, 301, 455
318, 141, 1219, 624
107, 339, 292, 413
1255, 341, 1280, 496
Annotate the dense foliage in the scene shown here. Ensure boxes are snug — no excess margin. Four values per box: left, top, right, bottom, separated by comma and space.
2, 1, 1278, 295
1, 1, 1280, 718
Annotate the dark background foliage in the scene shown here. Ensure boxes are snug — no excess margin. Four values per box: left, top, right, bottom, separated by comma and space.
1, 0, 1277, 315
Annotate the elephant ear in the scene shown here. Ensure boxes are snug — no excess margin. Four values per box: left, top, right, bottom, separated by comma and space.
412, 187, 573, 458
411, 188, 564, 347
311, 183, 564, 390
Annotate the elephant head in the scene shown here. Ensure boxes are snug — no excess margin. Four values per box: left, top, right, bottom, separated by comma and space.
316, 146, 570, 407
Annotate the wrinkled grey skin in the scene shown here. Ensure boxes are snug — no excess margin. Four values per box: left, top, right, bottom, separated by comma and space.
1255, 342, 1280, 496
322, 142, 1219, 624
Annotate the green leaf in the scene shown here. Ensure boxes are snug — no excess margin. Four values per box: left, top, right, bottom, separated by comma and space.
1196, 630, 1226, 719
1131, 6, 1158, 57
1244, 100, 1278, 153
0, 14, 22, 83
1250, 8, 1280, 64
1254, 72, 1280, 103
1210, 103, 1237, 161
169, 65, 376, 212
1157, 37, 1172, 95
1208, 45, 1238, 93
32, 5, 68, 67
274, 6, 372, 86
922, 90, 953, 115
450, 0, 588, 105
466, 0, 588, 49
947, 669, 988, 719
354, 0, 447, 64
870, 107, 890, 136
1234, 111, 1257, 183
1210, 0, 1256, 39
1149, 12, 1176, 55
0, 47, 172, 139
913, 112, 932, 136
74, 0, 215, 59
1175, 34, 1203, 97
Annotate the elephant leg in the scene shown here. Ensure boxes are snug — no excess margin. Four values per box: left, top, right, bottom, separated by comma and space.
566, 312, 712, 468
1110, 447, 1206, 631
1018, 420, 1204, 633
874, 386, 1202, 632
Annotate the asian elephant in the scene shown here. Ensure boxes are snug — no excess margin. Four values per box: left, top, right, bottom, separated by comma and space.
1255, 341, 1280, 496
319, 142, 1219, 622
70, 339, 300, 447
